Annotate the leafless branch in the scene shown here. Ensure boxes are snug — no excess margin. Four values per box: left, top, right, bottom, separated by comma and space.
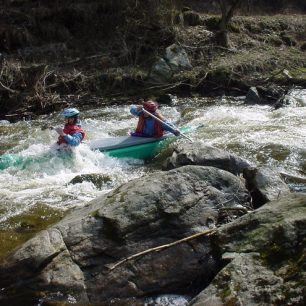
106, 229, 216, 272
0, 80, 19, 93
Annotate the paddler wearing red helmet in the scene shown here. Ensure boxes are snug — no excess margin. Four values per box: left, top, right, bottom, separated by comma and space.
130, 100, 180, 138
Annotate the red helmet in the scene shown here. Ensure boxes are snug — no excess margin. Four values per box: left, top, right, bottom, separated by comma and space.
143, 100, 158, 112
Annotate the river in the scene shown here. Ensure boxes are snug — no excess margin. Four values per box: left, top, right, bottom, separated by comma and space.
0, 89, 305, 262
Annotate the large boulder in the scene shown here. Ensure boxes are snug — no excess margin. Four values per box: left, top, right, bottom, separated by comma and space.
148, 57, 173, 83
0, 165, 250, 305
164, 44, 192, 72
190, 193, 306, 306
149, 44, 192, 83
163, 143, 292, 208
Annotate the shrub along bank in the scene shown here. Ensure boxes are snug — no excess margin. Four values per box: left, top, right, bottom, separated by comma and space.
0, 1, 305, 121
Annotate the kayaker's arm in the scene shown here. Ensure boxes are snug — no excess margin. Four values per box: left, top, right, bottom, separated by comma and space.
63, 132, 83, 146
130, 105, 143, 117
161, 121, 181, 136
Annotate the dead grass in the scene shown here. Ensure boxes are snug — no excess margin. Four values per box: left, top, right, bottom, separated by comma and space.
1, 5, 306, 119
173, 14, 306, 89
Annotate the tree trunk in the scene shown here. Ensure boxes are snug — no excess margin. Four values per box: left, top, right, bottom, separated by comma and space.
215, 0, 242, 47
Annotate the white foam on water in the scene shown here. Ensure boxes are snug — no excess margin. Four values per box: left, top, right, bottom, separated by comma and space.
189, 101, 306, 176
0, 128, 146, 223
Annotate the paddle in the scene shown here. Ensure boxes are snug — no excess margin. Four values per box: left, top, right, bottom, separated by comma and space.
142, 108, 193, 143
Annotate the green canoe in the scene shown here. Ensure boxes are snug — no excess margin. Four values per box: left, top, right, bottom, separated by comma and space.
0, 127, 193, 170
89, 127, 192, 160
0, 153, 25, 170
0, 150, 73, 171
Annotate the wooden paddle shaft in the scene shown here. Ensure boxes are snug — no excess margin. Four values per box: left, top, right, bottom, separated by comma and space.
142, 108, 193, 142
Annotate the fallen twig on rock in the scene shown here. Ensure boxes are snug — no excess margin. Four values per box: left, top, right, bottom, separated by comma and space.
219, 206, 249, 213
106, 229, 216, 272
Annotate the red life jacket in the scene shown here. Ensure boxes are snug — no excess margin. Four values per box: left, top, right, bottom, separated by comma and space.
57, 124, 85, 145
135, 113, 164, 138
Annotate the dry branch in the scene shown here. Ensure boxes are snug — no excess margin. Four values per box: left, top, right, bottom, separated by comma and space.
106, 229, 216, 272
0, 80, 19, 93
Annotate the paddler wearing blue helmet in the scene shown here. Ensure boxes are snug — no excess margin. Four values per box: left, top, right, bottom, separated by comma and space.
55, 108, 85, 146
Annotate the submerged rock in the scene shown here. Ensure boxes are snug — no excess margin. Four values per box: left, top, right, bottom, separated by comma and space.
69, 173, 112, 189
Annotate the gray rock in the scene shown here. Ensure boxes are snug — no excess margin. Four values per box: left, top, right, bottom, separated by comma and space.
246, 86, 261, 104
243, 166, 290, 208
190, 193, 306, 306
165, 44, 192, 72
148, 44, 192, 83
0, 165, 250, 305
69, 173, 112, 189
149, 57, 173, 83
0, 229, 89, 304
163, 142, 251, 175
190, 253, 284, 306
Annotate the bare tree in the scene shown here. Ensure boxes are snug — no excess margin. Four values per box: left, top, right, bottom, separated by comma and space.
215, 0, 242, 47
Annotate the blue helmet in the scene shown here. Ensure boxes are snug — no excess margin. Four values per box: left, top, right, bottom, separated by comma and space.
63, 108, 80, 117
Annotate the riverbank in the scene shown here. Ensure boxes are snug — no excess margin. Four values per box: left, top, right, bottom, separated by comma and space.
0, 2, 306, 121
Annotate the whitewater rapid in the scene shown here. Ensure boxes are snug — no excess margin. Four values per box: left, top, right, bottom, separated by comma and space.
0, 90, 305, 240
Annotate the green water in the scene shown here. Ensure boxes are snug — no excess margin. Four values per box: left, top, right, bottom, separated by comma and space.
0, 204, 64, 260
